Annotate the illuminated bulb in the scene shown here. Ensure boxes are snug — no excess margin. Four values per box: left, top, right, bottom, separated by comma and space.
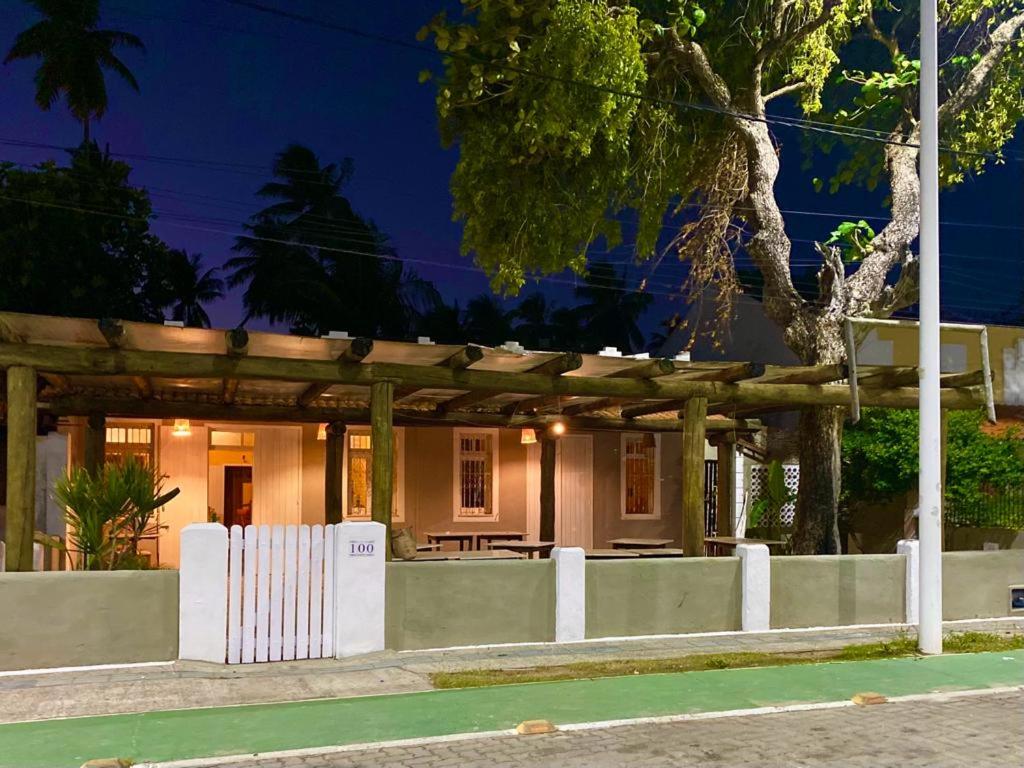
171, 418, 191, 437
550, 421, 567, 437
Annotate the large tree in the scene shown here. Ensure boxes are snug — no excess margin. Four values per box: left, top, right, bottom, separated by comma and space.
0, 145, 171, 321
4, 0, 144, 141
423, 0, 1024, 553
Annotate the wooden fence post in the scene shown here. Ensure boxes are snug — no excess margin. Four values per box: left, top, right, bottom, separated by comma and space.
681, 397, 708, 556
5, 366, 36, 571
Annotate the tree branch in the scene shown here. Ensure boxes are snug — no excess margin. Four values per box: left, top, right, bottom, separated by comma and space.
669, 34, 732, 110
938, 11, 1024, 127
759, 0, 841, 65
764, 81, 808, 103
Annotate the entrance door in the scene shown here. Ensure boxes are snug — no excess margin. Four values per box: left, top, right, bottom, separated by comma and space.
555, 435, 593, 548
223, 466, 253, 528
252, 426, 302, 526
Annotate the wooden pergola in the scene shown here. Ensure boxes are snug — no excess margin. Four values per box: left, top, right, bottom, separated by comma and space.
0, 312, 987, 570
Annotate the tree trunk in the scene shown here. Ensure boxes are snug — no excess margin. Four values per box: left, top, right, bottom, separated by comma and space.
790, 406, 844, 554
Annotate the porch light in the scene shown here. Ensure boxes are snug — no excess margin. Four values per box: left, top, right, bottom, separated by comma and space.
520, 428, 537, 445
549, 421, 566, 437
317, 423, 328, 441
172, 418, 191, 437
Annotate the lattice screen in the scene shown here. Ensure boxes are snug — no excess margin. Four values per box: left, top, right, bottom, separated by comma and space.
748, 463, 800, 525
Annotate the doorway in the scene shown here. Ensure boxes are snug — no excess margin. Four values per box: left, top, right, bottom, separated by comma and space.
223, 466, 253, 528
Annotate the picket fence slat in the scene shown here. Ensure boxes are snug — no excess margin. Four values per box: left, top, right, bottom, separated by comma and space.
322, 524, 335, 657
269, 524, 285, 662
227, 525, 243, 664
283, 525, 298, 661
309, 526, 324, 659
241, 525, 258, 664
296, 525, 311, 660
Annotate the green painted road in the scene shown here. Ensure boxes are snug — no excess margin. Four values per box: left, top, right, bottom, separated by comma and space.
1, 652, 1021, 768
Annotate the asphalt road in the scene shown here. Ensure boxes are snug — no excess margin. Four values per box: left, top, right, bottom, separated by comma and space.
207, 689, 1023, 768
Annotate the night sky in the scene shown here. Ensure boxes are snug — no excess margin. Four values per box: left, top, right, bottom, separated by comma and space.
1, 0, 1021, 337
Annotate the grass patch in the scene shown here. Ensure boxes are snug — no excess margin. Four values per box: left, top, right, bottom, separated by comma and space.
430, 632, 1024, 689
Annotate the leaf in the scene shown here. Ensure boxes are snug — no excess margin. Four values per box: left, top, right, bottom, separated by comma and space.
418, 69, 432, 84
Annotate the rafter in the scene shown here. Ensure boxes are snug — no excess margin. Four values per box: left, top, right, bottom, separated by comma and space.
395, 345, 484, 400
297, 337, 373, 407
440, 352, 583, 414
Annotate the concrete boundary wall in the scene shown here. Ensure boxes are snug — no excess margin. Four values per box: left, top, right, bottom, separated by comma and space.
771, 555, 906, 629
585, 558, 742, 639
0, 570, 179, 672
385, 559, 556, 651
943, 550, 1024, 620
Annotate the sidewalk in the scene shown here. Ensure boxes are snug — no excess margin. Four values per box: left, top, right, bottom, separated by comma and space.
0, 650, 1021, 768
2, 618, 1021, 724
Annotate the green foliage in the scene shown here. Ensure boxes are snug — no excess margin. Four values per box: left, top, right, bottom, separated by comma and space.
750, 460, 797, 529
842, 408, 1024, 524
0, 144, 191, 321
825, 219, 876, 260
52, 457, 179, 570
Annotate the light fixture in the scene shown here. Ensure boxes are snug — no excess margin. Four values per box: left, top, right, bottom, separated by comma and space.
520, 427, 537, 445
317, 423, 328, 441
549, 421, 567, 437
171, 418, 191, 437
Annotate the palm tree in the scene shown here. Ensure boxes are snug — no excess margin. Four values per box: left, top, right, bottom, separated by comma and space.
163, 251, 224, 329
464, 294, 512, 346
574, 261, 653, 353
4, 0, 144, 142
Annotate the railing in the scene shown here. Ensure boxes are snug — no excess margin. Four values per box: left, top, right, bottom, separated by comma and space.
946, 487, 1024, 530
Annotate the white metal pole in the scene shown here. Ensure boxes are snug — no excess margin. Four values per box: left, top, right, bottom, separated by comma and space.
918, 0, 943, 654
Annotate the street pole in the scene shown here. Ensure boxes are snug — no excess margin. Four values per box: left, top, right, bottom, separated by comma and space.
918, 0, 943, 655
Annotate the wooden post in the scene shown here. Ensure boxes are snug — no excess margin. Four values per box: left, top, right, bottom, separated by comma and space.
5, 366, 36, 571
715, 437, 736, 537
370, 381, 394, 558
681, 397, 708, 557
84, 411, 105, 477
540, 434, 557, 543
324, 422, 346, 525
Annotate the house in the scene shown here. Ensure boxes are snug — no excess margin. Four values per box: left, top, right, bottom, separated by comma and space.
0, 312, 984, 570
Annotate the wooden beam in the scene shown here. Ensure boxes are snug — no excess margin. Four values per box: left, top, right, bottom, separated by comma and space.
5, 366, 36, 571
324, 422, 345, 525
756, 364, 848, 385
132, 376, 153, 399
511, 357, 674, 415
40, 373, 70, 392
84, 411, 105, 478
855, 366, 918, 388
222, 328, 249, 404
222, 378, 240, 406
370, 380, 394, 558
681, 397, 708, 557
42, 395, 760, 434
98, 317, 126, 347
680, 362, 766, 383
0, 342, 984, 410
610, 357, 676, 379
298, 337, 374, 407
940, 369, 985, 388
705, 403, 801, 418
395, 345, 484, 400
621, 399, 691, 419
440, 351, 584, 414
539, 436, 556, 542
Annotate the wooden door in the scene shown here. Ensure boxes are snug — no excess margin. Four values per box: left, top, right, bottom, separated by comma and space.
252, 426, 302, 526
555, 435, 593, 548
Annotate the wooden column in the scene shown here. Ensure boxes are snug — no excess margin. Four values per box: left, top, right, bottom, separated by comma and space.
715, 438, 736, 537
539, 434, 557, 543
681, 397, 708, 557
370, 381, 394, 558
324, 422, 346, 525
5, 366, 36, 571
84, 411, 106, 477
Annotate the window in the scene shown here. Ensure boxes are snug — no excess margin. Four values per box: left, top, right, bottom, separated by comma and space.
343, 429, 404, 522
453, 429, 499, 520
621, 434, 660, 519
209, 430, 255, 448
105, 423, 154, 466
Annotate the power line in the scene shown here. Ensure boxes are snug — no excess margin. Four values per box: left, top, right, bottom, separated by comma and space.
216, 0, 1024, 163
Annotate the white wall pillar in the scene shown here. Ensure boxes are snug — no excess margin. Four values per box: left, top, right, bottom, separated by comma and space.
897, 539, 920, 625
334, 521, 386, 657
552, 547, 585, 642
179, 523, 229, 663
736, 543, 770, 632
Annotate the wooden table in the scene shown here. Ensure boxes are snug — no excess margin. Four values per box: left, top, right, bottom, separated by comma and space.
416, 543, 442, 552
633, 548, 685, 558
474, 531, 526, 550
585, 548, 640, 559
425, 531, 475, 551
609, 538, 674, 550
486, 540, 555, 559
412, 549, 526, 561
703, 536, 785, 557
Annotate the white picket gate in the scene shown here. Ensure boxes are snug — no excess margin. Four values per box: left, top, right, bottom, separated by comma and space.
227, 523, 336, 664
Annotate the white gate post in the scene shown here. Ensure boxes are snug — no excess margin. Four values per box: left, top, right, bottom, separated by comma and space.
552, 547, 585, 642
334, 521, 386, 657
736, 543, 770, 632
179, 523, 229, 663
897, 539, 920, 625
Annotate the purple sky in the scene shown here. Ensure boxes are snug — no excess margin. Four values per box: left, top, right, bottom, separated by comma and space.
1, 0, 1021, 335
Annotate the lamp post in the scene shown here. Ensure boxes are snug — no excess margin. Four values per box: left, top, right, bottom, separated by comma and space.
918, 0, 943, 655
